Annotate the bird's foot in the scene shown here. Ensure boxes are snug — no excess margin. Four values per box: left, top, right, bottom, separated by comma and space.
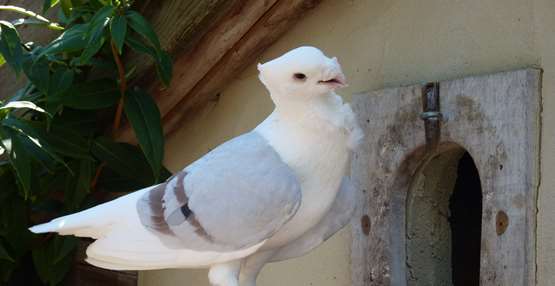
209, 261, 241, 286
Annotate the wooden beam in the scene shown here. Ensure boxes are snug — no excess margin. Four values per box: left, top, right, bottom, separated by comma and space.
117, 0, 322, 141
151, 0, 279, 117
161, 0, 322, 136
128, 0, 235, 79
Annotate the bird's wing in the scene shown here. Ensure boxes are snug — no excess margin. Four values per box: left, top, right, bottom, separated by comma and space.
269, 176, 356, 262
137, 131, 302, 252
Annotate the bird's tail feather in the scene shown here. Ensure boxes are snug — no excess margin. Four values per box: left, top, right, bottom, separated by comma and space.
29, 223, 102, 239
29, 188, 150, 238
29, 209, 108, 238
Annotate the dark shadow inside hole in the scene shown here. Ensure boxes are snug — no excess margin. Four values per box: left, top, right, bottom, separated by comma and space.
449, 152, 483, 286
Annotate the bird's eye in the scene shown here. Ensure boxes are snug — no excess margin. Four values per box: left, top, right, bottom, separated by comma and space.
293, 73, 307, 81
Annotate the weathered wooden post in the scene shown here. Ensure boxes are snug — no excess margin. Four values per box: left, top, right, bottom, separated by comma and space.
351, 69, 541, 286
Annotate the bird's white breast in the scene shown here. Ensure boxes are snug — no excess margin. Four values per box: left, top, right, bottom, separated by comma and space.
254, 100, 354, 249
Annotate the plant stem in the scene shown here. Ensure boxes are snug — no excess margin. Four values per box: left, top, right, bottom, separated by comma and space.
111, 40, 127, 135
90, 162, 106, 190
0, 5, 64, 30
91, 41, 128, 190
11, 18, 64, 31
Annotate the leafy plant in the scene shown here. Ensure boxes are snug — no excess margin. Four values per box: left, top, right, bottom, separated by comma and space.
0, 1, 172, 284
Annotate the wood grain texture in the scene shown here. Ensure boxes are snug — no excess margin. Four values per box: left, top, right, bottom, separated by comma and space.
350, 69, 541, 286
149, 0, 279, 117
129, 0, 235, 81
118, 0, 322, 141
160, 0, 322, 136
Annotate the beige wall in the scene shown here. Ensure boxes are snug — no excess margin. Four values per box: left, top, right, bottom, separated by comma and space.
141, 0, 555, 285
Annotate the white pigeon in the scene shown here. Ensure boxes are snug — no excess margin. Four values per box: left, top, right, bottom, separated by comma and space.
30, 46, 363, 286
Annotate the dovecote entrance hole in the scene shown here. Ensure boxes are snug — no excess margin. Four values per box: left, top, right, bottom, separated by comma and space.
350, 69, 540, 286
406, 149, 482, 286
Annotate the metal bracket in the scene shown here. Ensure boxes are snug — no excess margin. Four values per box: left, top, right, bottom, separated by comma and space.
421, 82, 442, 153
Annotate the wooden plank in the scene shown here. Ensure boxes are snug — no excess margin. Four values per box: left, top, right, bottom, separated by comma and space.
350, 85, 426, 286
350, 69, 540, 285
128, 0, 235, 79
440, 69, 541, 286
117, 0, 322, 141
147, 0, 279, 117
160, 0, 322, 136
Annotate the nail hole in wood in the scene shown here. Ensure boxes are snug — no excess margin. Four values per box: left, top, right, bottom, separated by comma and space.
496, 210, 509, 235
361, 215, 371, 236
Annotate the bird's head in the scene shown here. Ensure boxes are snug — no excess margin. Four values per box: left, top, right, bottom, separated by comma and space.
257, 46, 346, 100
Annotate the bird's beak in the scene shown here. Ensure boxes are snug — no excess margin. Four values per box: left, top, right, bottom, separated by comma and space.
317, 73, 347, 89
318, 58, 347, 89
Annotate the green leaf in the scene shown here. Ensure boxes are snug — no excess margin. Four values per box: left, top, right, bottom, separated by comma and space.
0, 54, 4, 67
43, 0, 52, 12
0, 6, 63, 31
126, 10, 160, 51
124, 89, 164, 181
60, 0, 72, 17
0, 21, 23, 74
69, 159, 92, 209
0, 243, 14, 262
16, 121, 91, 159
43, 0, 60, 13
85, 6, 115, 40
40, 24, 88, 56
62, 159, 92, 211
8, 83, 34, 103
0, 260, 15, 283
11, 18, 64, 31
95, 167, 147, 193
126, 36, 172, 86
0, 169, 16, 203
91, 137, 154, 185
0, 127, 32, 197
42, 125, 91, 159
22, 55, 50, 95
78, 34, 105, 65
54, 236, 77, 264
0, 101, 47, 114
94, 163, 171, 194
125, 35, 156, 57
110, 15, 127, 54
2, 118, 69, 172
78, 6, 114, 64
32, 236, 76, 286
156, 51, 172, 87
49, 68, 74, 97
56, 79, 119, 109
17, 132, 58, 172
88, 0, 105, 10
0, 195, 30, 255
79, 29, 107, 65
51, 108, 97, 136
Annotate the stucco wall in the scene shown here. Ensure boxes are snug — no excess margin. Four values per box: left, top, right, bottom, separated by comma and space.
141, 0, 555, 285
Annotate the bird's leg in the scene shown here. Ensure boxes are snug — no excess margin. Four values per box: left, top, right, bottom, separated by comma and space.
208, 260, 241, 286
239, 250, 276, 286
